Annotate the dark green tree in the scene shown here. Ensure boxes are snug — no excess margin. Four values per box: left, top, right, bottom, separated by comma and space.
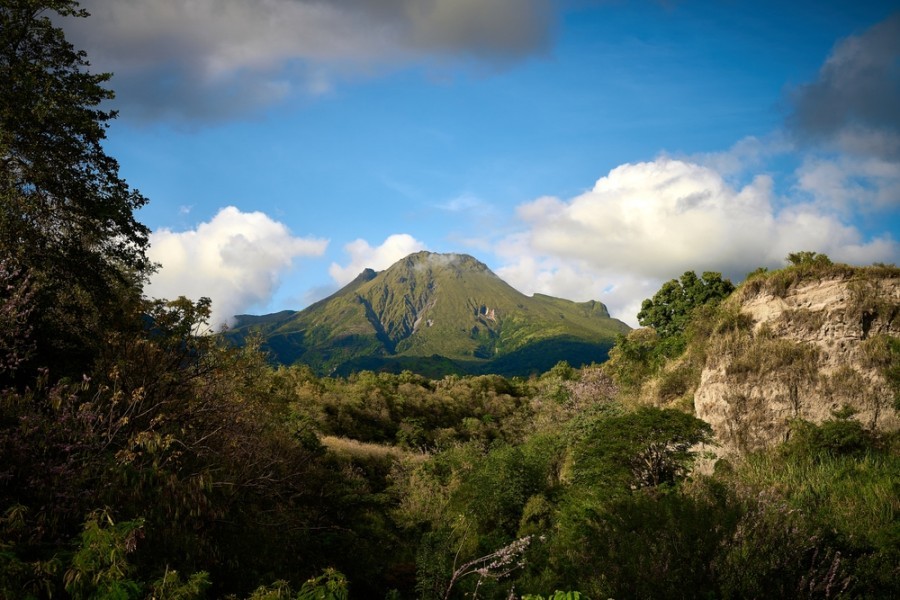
571, 406, 713, 491
637, 271, 734, 340
0, 0, 151, 378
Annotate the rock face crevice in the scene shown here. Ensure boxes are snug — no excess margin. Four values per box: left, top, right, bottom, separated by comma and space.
694, 273, 899, 455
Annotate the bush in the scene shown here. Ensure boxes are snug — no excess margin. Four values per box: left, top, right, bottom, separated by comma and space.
637, 271, 735, 340
784, 415, 873, 459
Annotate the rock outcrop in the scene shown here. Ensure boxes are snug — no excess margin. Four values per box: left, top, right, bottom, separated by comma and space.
693, 267, 899, 454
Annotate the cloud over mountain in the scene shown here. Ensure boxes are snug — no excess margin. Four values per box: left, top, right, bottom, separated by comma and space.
494, 13, 900, 326
329, 234, 427, 285
146, 207, 328, 329
63, 0, 554, 121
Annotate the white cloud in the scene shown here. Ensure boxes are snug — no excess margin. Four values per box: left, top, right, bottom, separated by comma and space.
795, 154, 900, 213
495, 252, 657, 327
437, 193, 490, 213
329, 234, 427, 285
146, 206, 328, 329
495, 157, 898, 326
63, 0, 554, 121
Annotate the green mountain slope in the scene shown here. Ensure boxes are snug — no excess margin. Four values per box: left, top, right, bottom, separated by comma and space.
226, 251, 630, 376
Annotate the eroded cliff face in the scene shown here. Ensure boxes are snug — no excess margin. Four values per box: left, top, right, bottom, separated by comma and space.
693, 271, 899, 455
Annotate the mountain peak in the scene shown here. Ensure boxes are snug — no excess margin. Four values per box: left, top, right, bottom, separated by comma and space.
352, 267, 377, 284
392, 251, 493, 276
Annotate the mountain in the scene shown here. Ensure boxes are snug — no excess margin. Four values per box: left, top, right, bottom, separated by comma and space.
226, 251, 631, 376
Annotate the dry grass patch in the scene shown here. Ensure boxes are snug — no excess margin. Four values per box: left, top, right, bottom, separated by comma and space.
776, 308, 825, 334
725, 336, 819, 383
321, 435, 424, 462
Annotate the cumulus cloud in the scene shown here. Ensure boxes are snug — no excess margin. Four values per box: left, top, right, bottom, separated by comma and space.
788, 12, 900, 160
495, 253, 659, 328
329, 233, 427, 285
495, 157, 898, 325
146, 206, 328, 329
63, 0, 554, 121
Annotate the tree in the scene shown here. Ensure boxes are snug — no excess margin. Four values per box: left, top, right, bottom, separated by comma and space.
572, 406, 713, 491
0, 0, 151, 377
0, 258, 35, 380
786, 251, 832, 267
637, 271, 734, 340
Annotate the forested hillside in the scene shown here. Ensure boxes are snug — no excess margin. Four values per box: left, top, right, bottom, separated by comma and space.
1, 3, 898, 600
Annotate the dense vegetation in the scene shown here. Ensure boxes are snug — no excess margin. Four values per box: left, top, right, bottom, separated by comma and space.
6, 340, 898, 598
1, 3, 898, 599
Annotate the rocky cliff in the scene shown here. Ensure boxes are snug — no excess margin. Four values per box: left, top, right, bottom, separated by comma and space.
692, 265, 899, 454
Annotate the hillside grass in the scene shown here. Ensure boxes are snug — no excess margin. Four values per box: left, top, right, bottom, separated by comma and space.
740, 261, 900, 301
721, 430, 900, 554
322, 435, 422, 462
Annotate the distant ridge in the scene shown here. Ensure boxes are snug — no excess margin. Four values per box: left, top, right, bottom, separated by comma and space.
226, 251, 630, 377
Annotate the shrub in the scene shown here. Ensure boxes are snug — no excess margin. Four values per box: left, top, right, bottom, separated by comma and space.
785, 417, 872, 459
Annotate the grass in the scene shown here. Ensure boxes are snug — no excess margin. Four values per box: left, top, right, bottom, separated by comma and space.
861, 335, 900, 411
725, 334, 819, 382
738, 261, 899, 301
321, 435, 422, 462
777, 308, 826, 333
733, 450, 900, 546
655, 362, 700, 405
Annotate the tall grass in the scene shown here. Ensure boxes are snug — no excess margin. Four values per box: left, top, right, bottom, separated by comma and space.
733, 450, 899, 545
322, 435, 422, 462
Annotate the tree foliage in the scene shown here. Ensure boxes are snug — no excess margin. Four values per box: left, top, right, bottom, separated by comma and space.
1, 0, 150, 377
571, 406, 713, 490
637, 271, 735, 341
0, 258, 34, 380
605, 271, 733, 394
786, 251, 833, 268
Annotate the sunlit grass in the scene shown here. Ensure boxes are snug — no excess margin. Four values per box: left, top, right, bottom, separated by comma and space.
321, 435, 425, 462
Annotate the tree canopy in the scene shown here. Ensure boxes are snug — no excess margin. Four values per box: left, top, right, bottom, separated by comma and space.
637, 271, 734, 340
0, 0, 151, 376
785, 251, 833, 267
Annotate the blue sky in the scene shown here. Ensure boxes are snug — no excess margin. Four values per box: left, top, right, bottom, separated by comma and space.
61, 0, 900, 327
